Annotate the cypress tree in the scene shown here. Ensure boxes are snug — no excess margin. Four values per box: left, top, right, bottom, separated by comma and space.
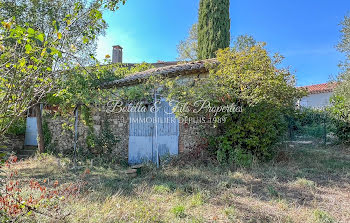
197, 0, 230, 59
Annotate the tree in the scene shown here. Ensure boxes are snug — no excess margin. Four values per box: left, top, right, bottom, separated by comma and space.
166, 38, 303, 164
197, 0, 230, 59
176, 23, 198, 61
0, 0, 126, 138
330, 15, 350, 143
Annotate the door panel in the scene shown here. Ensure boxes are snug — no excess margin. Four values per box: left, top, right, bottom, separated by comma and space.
24, 117, 38, 146
128, 100, 179, 164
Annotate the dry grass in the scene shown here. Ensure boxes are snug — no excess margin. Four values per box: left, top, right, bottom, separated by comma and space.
2, 142, 350, 222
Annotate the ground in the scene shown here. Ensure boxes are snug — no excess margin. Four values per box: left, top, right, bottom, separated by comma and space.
1, 141, 350, 222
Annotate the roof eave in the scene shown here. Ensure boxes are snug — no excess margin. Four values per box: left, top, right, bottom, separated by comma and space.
100, 59, 217, 89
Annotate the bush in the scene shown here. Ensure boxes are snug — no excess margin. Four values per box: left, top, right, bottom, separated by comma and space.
210, 103, 287, 164
328, 15, 350, 144
288, 108, 332, 140
167, 40, 304, 164
4, 117, 26, 135
329, 95, 350, 144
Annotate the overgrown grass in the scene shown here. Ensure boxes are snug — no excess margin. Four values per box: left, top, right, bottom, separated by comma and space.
1, 141, 350, 222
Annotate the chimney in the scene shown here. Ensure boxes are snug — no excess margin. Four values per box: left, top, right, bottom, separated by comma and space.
112, 45, 123, 63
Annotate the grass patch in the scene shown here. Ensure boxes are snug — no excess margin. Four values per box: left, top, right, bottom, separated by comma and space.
153, 184, 171, 194
1, 142, 349, 222
293, 177, 316, 189
313, 209, 336, 223
171, 204, 186, 218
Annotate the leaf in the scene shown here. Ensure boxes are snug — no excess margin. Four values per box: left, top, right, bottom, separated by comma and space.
52, 20, 59, 31
2, 21, 11, 29
19, 58, 26, 67
83, 36, 89, 44
41, 48, 46, 57
27, 27, 35, 35
25, 44, 32, 53
57, 32, 62, 40
37, 34, 44, 42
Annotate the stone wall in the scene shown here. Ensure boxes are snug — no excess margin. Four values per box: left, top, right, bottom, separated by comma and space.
45, 108, 129, 158
178, 121, 218, 153
0, 135, 25, 152
44, 106, 216, 160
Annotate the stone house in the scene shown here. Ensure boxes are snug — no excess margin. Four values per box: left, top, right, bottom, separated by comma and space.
45, 46, 219, 164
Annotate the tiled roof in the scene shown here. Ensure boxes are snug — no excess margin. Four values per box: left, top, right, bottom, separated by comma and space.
101, 59, 218, 89
301, 83, 336, 94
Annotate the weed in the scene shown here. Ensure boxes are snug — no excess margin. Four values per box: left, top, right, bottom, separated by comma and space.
224, 206, 237, 221
313, 209, 335, 223
1, 143, 349, 222
267, 185, 279, 198
171, 204, 186, 218
294, 178, 316, 189
153, 184, 171, 194
190, 192, 204, 207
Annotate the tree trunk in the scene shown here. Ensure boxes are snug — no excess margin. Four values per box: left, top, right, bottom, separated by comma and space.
35, 104, 44, 153
73, 105, 79, 168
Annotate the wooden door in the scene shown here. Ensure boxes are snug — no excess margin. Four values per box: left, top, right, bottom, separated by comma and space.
128, 100, 179, 164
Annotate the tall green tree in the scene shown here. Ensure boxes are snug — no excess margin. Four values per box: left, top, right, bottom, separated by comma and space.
0, 0, 126, 137
330, 15, 350, 143
197, 0, 230, 59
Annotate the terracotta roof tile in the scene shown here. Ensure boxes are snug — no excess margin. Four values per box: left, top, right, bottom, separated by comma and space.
301, 83, 336, 94
101, 59, 218, 89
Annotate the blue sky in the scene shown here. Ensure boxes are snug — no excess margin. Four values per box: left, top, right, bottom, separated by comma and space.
96, 0, 349, 86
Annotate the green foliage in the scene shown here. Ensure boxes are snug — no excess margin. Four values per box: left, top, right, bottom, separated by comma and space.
329, 15, 350, 144
48, 63, 153, 112
313, 209, 335, 223
153, 184, 171, 194
224, 206, 237, 221
289, 108, 331, 139
211, 104, 286, 164
94, 120, 119, 154
0, 0, 126, 136
167, 39, 304, 164
177, 23, 198, 61
197, 0, 230, 59
42, 117, 57, 153
330, 91, 350, 144
190, 192, 204, 206
267, 185, 280, 198
171, 204, 186, 218
4, 117, 26, 135
80, 107, 119, 159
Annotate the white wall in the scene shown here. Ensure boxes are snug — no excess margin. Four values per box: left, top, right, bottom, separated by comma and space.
299, 92, 333, 109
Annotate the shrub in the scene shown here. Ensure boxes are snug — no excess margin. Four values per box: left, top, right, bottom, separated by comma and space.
288, 108, 332, 140
4, 117, 26, 136
329, 96, 350, 144
329, 15, 350, 144
166, 39, 304, 164
210, 103, 287, 165
171, 204, 186, 218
